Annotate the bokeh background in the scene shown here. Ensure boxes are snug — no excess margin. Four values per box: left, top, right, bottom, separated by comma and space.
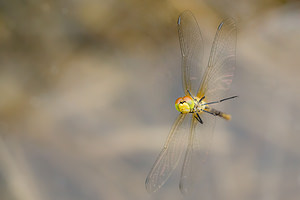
0, 0, 300, 200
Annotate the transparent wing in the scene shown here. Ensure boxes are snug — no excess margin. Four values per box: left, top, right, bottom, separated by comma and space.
178, 10, 204, 96
145, 113, 191, 193
197, 18, 236, 101
179, 113, 216, 195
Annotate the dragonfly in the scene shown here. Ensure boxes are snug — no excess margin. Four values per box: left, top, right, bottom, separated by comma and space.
145, 10, 237, 195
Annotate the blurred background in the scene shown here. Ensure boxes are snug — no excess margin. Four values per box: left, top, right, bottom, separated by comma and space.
0, 0, 300, 199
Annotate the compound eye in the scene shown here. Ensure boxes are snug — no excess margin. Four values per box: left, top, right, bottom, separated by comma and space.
175, 97, 183, 112
182, 96, 195, 109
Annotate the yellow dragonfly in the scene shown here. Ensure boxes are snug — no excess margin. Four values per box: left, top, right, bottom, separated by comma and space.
145, 10, 237, 194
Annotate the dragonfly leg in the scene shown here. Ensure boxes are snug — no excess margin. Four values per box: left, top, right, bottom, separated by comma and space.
201, 109, 216, 116
219, 95, 238, 102
194, 112, 203, 124
187, 89, 197, 102
203, 95, 238, 105
187, 89, 206, 104
198, 95, 205, 103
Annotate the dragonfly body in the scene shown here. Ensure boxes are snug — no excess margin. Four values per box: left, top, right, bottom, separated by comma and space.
175, 95, 232, 122
146, 10, 237, 194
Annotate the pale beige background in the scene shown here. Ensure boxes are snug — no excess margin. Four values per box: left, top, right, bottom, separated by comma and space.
0, 0, 299, 200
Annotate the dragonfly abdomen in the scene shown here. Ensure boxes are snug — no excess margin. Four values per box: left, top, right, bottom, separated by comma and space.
207, 107, 231, 120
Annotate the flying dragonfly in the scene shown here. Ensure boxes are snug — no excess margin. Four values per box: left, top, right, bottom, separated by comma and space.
145, 10, 237, 195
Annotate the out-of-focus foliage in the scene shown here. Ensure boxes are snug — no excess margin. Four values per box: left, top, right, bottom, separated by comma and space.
0, 0, 299, 200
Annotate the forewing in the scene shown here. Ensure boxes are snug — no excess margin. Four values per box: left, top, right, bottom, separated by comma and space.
145, 114, 191, 193
178, 10, 204, 96
179, 113, 216, 195
197, 18, 236, 101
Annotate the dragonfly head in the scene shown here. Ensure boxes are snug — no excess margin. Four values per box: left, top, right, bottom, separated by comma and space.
175, 96, 195, 113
